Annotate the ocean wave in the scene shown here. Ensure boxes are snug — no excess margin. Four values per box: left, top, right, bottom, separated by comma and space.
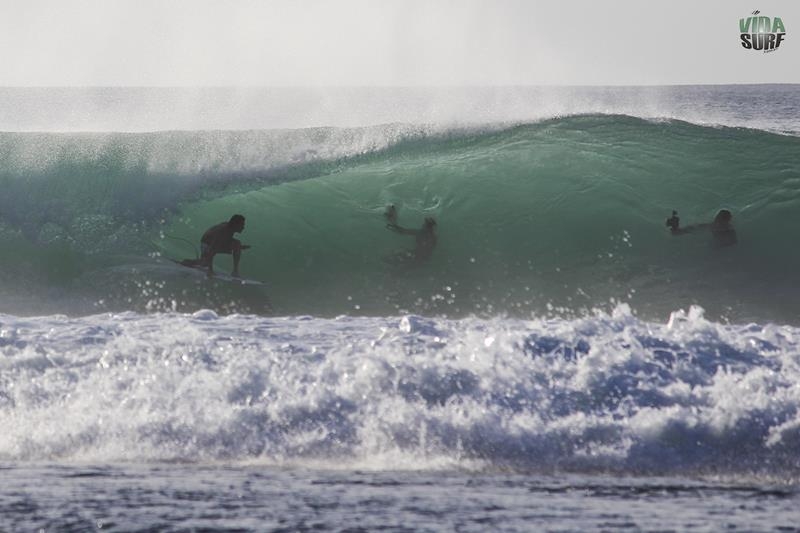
1, 306, 798, 480
1, 115, 799, 320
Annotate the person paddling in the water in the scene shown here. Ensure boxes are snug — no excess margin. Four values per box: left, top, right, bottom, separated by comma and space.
665, 210, 681, 233
386, 214, 438, 264
709, 209, 737, 247
180, 214, 251, 277
666, 209, 737, 246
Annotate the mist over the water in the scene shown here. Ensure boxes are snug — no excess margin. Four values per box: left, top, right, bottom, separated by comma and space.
1, 85, 798, 133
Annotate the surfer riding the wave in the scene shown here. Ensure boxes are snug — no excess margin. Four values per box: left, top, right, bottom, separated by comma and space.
180, 214, 251, 277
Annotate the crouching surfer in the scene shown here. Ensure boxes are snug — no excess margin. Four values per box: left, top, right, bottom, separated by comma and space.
179, 214, 251, 277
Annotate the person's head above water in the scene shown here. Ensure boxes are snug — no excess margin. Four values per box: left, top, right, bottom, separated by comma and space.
713, 209, 732, 225
424, 217, 437, 229
229, 214, 246, 232
710, 209, 736, 246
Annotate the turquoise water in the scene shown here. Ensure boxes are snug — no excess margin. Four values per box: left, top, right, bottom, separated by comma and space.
2, 113, 799, 321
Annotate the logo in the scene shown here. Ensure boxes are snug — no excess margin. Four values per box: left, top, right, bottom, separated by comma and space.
740, 10, 786, 52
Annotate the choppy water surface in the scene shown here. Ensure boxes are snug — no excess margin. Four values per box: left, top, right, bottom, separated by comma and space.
2, 465, 798, 531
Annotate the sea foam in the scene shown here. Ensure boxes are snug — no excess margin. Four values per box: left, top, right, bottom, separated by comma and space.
1, 305, 798, 480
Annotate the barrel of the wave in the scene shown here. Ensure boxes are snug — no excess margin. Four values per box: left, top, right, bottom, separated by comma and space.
2, 116, 800, 321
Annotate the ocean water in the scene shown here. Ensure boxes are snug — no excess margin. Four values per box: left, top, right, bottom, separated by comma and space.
2, 85, 800, 530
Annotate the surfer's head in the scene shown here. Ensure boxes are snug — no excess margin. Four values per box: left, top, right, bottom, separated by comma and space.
424, 217, 437, 229
714, 209, 732, 225
229, 214, 246, 232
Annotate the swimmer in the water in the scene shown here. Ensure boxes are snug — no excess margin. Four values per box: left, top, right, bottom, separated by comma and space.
709, 209, 737, 247
386, 215, 438, 264
667, 209, 737, 246
666, 210, 681, 233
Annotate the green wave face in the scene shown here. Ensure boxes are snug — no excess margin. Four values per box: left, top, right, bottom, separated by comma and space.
3, 115, 800, 321
162, 116, 800, 321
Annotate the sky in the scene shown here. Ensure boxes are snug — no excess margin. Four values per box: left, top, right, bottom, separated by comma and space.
0, 0, 798, 86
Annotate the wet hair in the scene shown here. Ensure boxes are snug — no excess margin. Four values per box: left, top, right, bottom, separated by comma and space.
424, 217, 437, 227
714, 209, 732, 224
229, 214, 246, 225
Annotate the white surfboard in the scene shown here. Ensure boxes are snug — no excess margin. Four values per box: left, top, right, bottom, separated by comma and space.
170, 259, 266, 286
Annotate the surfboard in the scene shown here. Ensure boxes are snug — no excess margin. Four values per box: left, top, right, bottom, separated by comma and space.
169, 259, 266, 286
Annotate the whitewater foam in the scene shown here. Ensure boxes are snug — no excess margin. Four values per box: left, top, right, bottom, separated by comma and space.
1, 305, 798, 480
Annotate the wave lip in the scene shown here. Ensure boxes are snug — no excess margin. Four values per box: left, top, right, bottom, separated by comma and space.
0, 306, 798, 480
